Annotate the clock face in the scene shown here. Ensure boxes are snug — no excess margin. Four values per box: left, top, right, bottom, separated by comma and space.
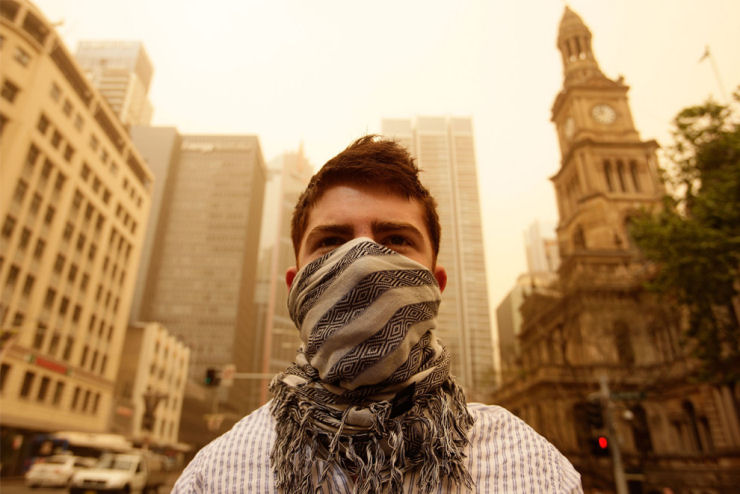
564, 117, 575, 139
591, 104, 616, 124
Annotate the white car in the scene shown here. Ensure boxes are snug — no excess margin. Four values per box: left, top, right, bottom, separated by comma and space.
69, 452, 166, 494
25, 455, 96, 488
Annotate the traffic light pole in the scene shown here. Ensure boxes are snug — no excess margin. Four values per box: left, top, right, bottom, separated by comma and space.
599, 374, 628, 494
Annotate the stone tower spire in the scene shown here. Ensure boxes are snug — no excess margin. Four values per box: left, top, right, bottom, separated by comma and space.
556, 6, 605, 86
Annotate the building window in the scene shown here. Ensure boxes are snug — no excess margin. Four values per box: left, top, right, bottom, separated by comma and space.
80, 346, 88, 367
44, 205, 55, 225
0, 112, 7, 136
2, 215, 16, 238
19, 371, 35, 398
62, 336, 74, 361
58, 296, 69, 316
0, 363, 10, 392
603, 160, 614, 192
1, 79, 20, 103
33, 238, 45, 259
50, 82, 61, 102
50, 130, 62, 149
54, 173, 66, 192
63, 144, 74, 162
13, 46, 31, 66
37, 113, 50, 135
37, 376, 50, 402
91, 392, 100, 414
5, 264, 20, 289
13, 180, 28, 203
19, 228, 31, 250
53, 254, 65, 273
52, 381, 65, 405
48, 332, 60, 356
71, 386, 80, 410
614, 321, 635, 365
62, 99, 72, 117
630, 160, 641, 192
32, 323, 46, 349
29, 193, 42, 215
615, 160, 627, 192
43, 288, 56, 309
21, 274, 34, 296
74, 113, 83, 131
82, 389, 91, 412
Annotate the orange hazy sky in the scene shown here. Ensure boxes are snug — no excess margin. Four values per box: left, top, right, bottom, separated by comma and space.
32, 0, 740, 337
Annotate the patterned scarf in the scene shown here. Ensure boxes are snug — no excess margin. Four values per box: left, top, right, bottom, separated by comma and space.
269, 238, 473, 494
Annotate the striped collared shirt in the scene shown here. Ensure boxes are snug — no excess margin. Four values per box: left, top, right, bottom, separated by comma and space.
173, 402, 583, 493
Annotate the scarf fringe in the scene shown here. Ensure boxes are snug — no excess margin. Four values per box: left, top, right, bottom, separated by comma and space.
269, 378, 474, 494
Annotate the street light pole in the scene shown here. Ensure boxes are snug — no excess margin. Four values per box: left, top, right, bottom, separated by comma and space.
599, 374, 628, 494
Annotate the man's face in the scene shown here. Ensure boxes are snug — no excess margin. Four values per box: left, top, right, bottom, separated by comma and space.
286, 184, 446, 291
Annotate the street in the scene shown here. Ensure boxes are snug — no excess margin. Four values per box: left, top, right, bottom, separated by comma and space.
0, 475, 179, 494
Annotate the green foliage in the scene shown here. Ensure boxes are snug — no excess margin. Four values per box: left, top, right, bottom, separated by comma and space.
629, 87, 740, 383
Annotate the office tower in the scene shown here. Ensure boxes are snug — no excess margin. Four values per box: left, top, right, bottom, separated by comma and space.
382, 117, 495, 401
75, 40, 154, 127
0, 0, 152, 476
524, 220, 560, 275
111, 322, 190, 447
131, 129, 267, 418
255, 147, 313, 402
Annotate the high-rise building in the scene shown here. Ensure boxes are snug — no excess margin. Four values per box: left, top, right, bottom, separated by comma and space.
0, 0, 153, 476
524, 220, 560, 275
254, 147, 313, 403
75, 40, 154, 127
131, 129, 267, 419
493, 7, 740, 492
382, 117, 495, 401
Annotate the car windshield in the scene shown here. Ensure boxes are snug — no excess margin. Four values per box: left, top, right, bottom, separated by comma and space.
96, 455, 134, 471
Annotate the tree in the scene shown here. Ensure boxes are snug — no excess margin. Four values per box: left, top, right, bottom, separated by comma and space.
629, 87, 740, 383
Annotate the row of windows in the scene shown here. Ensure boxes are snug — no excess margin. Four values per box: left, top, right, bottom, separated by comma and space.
49, 83, 85, 132
604, 159, 641, 193
36, 112, 76, 163
0, 364, 101, 415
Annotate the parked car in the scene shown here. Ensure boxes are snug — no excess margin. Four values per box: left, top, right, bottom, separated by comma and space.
25, 454, 96, 488
69, 451, 166, 494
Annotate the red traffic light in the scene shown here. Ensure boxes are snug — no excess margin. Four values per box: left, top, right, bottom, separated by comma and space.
598, 436, 608, 449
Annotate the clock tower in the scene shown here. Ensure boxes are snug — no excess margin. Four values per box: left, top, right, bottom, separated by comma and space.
550, 7, 663, 287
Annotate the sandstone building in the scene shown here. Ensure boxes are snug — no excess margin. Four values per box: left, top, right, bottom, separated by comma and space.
492, 7, 740, 493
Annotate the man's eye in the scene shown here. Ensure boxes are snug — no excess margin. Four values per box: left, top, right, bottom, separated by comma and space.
316, 236, 345, 249
384, 235, 412, 248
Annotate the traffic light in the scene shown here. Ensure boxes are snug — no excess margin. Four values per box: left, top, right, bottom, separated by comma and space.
585, 399, 604, 429
204, 368, 220, 387
591, 435, 609, 456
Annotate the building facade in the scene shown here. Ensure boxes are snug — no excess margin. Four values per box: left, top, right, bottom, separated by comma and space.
255, 147, 312, 404
382, 116, 495, 401
0, 0, 152, 476
132, 130, 267, 418
492, 7, 740, 493
111, 322, 189, 448
75, 40, 154, 128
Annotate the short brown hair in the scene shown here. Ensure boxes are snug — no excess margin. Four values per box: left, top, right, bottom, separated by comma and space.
290, 135, 441, 262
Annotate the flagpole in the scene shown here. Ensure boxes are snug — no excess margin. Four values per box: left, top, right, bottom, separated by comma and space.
700, 45, 729, 104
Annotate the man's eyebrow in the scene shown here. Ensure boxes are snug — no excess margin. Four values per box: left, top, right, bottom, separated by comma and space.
371, 221, 424, 237
304, 224, 354, 241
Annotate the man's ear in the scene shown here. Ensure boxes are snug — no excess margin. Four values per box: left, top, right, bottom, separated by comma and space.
285, 266, 297, 289
433, 265, 447, 292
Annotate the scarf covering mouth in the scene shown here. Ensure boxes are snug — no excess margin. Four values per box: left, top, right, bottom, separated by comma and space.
269, 237, 474, 494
